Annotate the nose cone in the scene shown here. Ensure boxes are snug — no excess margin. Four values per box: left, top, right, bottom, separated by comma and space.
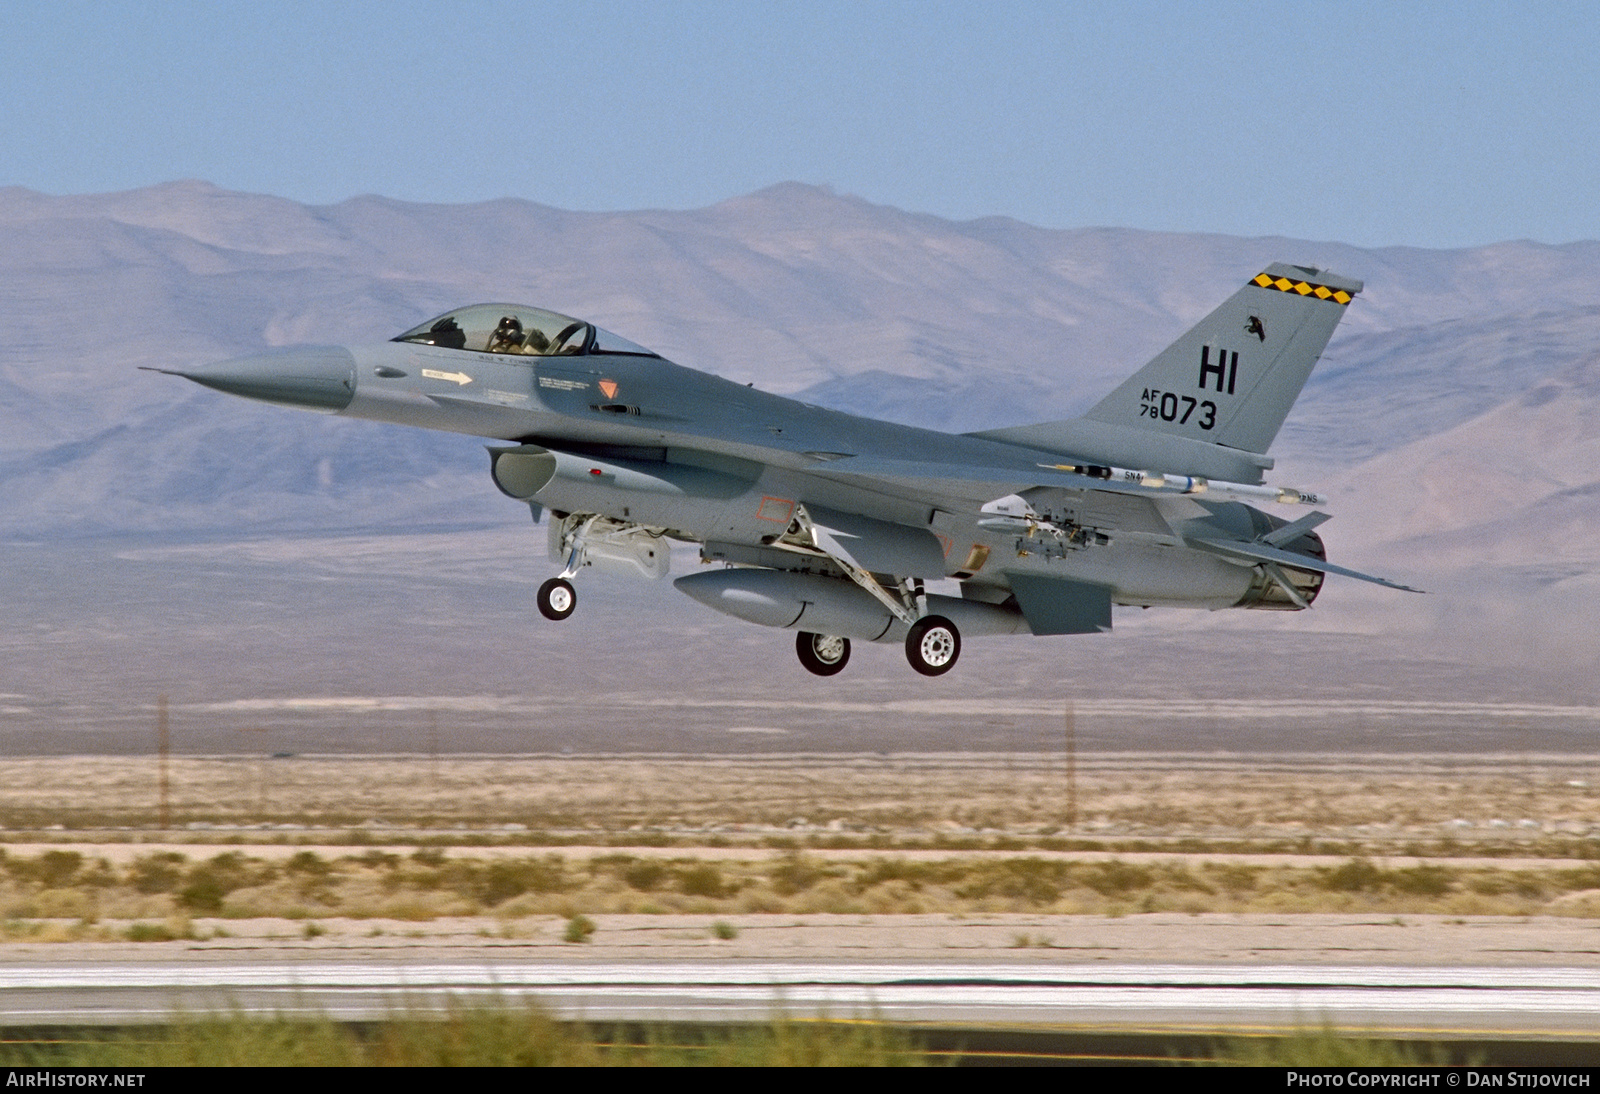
178, 346, 356, 411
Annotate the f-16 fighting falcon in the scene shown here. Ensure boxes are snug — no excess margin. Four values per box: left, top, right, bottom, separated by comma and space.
151, 263, 1418, 678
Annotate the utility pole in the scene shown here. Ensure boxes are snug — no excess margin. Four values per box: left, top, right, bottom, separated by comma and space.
1064, 700, 1077, 832
239, 726, 268, 820
429, 709, 440, 793
157, 694, 170, 830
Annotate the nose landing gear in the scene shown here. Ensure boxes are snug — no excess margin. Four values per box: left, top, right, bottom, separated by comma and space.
537, 577, 576, 621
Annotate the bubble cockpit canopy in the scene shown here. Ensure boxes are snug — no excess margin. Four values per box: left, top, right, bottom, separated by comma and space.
393, 304, 660, 359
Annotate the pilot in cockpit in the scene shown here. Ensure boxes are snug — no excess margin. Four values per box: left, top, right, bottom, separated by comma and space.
486, 315, 526, 353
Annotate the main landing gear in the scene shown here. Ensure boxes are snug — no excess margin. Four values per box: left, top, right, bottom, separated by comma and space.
796, 631, 851, 676
905, 615, 960, 676
537, 577, 576, 621
792, 615, 962, 677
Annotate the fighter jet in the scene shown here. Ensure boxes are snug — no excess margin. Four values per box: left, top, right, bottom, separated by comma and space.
153, 263, 1417, 677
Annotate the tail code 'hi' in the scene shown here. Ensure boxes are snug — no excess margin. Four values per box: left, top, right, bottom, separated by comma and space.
1084, 263, 1362, 455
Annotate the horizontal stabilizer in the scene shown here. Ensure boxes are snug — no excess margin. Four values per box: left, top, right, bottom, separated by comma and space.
1186, 536, 1424, 594
1260, 510, 1331, 547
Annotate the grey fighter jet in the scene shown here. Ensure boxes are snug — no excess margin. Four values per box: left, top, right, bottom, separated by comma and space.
154, 264, 1417, 677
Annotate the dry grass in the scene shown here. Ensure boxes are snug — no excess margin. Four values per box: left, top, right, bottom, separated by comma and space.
0, 752, 1595, 934
0, 1007, 929, 1067
0, 753, 1594, 856
2, 846, 1598, 925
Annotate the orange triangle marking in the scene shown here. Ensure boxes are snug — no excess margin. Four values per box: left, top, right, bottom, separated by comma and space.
598, 380, 618, 399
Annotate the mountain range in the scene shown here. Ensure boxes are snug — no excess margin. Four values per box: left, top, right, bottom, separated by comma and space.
0, 181, 1594, 747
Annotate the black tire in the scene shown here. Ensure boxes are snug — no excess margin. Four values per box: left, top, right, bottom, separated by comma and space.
537, 577, 576, 621
796, 632, 851, 676
905, 616, 960, 676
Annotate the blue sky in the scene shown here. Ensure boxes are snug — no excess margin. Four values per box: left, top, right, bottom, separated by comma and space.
4, 1, 1593, 248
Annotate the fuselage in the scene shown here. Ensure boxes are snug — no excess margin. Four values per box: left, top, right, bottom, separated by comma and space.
166, 268, 1405, 676
185, 321, 1312, 618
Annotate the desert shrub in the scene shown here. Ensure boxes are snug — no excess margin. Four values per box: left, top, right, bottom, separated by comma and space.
177, 876, 227, 914
956, 859, 1070, 905
587, 856, 661, 891
1554, 866, 1600, 891
1078, 860, 1152, 898
125, 922, 183, 942
477, 859, 567, 906
677, 864, 727, 898
177, 853, 259, 913
78, 858, 118, 889
6, 851, 83, 888
285, 852, 332, 878
39, 851, 84, 887
1390, 866, 1453, 896
1205, 863, 1261, 893
398, 865, 445, 891
1158, 864, 1216, 894
1321, 859, 1383, 893
129, 853, 187, 895
623, 861, 667, 891
398, 857, 481, 899
283, 851, 338, 900
563, 914, 596, 943
852, 859, 941, 892
1511, 876, 1547, 900
769, 855, 831, 896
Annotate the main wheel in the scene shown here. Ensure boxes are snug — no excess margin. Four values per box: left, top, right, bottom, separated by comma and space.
905, 616, 960, 676
537, 577, 576, 621
796, 632, 851, 676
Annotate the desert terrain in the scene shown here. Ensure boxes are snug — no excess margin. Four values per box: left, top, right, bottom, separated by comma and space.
1, 186, 1596, 983
0, 751, 1597, 966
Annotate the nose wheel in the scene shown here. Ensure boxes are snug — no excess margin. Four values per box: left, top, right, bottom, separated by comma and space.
905, 616, 960, 676
796, 631, 851, 676
537, 577, 577, 621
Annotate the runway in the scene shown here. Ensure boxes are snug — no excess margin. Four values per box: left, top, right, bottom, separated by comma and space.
2, 960, 1597, 1038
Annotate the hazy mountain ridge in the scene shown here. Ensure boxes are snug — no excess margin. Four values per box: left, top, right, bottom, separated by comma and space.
0, 182, 1595, 733
1, 181, 1595, 582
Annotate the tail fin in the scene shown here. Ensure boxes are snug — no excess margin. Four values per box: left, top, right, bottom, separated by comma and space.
1083, 263, 1362, 454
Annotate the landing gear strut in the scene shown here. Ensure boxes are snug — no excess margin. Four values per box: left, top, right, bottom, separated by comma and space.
795, 631, 851, 676
905, 615, 960, 676
537, 577, 576, 621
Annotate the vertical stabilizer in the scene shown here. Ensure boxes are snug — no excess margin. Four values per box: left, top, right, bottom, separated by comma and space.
1083, 264, 1362, 454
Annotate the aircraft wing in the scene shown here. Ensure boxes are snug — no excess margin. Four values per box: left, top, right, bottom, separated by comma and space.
1184, 536, 1425, 593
